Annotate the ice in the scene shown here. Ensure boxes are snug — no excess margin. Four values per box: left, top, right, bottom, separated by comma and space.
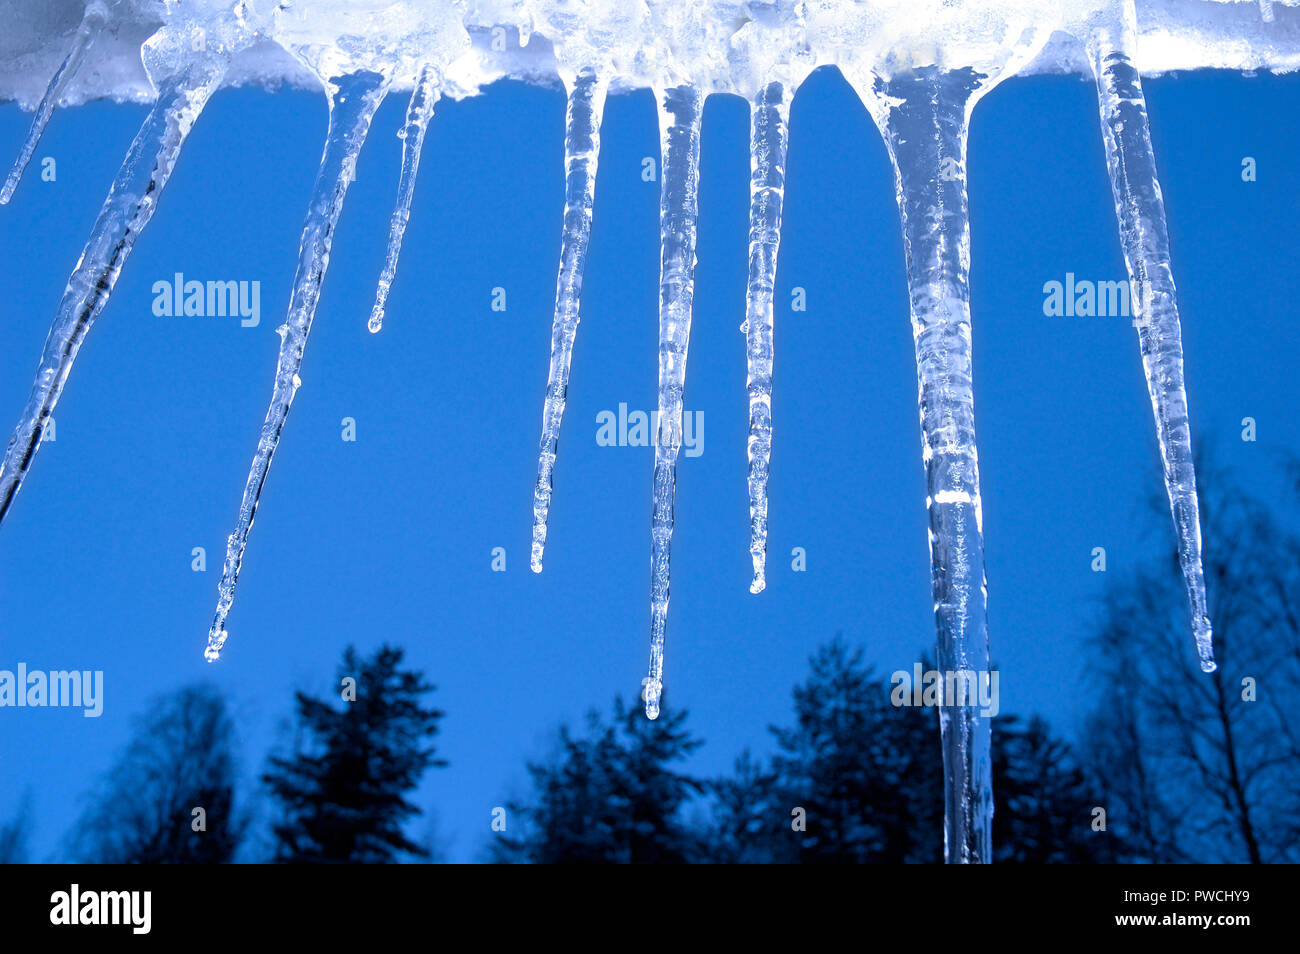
1088, 0, 1216, 672
529, 66, 607, 573
731, 5, 816, 596
0, 0, 1289, 859
740, 81, 786, 596
0, 5, 259, 522
369, 63, 440, 334
0, 0, 113, 205
644, 82, 704, 721
835, 4, 1053, 864
205, 68, 390, 661
205, 1, 470, 659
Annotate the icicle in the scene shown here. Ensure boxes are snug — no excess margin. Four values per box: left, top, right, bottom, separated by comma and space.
0, 56, 229, 522
206, 71, 390, 661
644, 83, 703, 721
1090, 4, 1215, 673
530, 66, 608, 573
0, 0, 112, 206
865, 66, 992, 862
743, 80, 789, 595
369, 64, 440, 334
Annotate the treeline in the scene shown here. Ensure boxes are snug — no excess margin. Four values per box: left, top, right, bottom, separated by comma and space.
1, 455, 1295, 864
490, 641, 1111, 864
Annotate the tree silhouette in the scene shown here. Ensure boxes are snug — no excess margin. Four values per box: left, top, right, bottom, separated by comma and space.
0, 795, 32, 864
71, 684, 242, 863
491, 696, 702, 863
709, 639, 1112, 863
1084, 455, 1300, 863
993, 715, 1117, 863
766, 639, 943, 863
263, 644, 445, 863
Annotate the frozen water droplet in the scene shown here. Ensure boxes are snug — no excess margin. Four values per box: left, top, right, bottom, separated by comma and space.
641, 677, 661, 720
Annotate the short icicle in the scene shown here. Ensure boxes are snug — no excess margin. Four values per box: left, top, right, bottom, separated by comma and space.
530, 66, 608, 573
1089, 2, 1215, 673
743, 80, 790, 595
644, 83, 703, 720
869, 67, 992, 862
0, 0, 112, 205
368, 64, 440, 334
206, 71, 390, 661
0, 54, 230, 522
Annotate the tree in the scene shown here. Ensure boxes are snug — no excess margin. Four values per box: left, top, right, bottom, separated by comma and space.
0, 795, 32, 864
752, 639, 1112, 863
767, 639, 943, 863
263, 645, 445, 863
993, 715, 1118, 864
491, 696, 703, 863
704, 750, 783, 864
71, 684, 242, 863
1083, 455, 1300, 863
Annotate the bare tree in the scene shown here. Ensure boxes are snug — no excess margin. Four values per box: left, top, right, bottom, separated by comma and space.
1084, 453, 1300, 863
70, 684, 244, 863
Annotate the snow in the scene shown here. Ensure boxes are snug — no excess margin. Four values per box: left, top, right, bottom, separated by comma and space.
0, 0, 1295, 115
0, 0, 1273, 861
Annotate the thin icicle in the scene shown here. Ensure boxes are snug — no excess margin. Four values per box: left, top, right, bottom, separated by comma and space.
1090, 6, 1215, 673
369, 64, 440, 334
868, 67, 992, 862
530, 66, 608, 573
743, 80, 789, 595
644, 83, 703, 721
0, 0, 112, 206
0, 56, 229, 522
206, 71, 390, 661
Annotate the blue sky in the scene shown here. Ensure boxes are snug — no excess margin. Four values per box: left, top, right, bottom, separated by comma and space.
0, 65, 1296, 862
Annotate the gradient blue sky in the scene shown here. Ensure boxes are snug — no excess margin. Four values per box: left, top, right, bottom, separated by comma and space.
0, 65, 1296, 862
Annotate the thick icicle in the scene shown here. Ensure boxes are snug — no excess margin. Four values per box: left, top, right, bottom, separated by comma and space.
368, 64, 439, 334
206, 71, 389, 661
1090, 6, 1216, 673
872, 67, 992, 862
644, 83, 703, 720
743, 80, 789, 595
530, 66, 608, 573
0, 56, 229, 522
0, 0, 112, 206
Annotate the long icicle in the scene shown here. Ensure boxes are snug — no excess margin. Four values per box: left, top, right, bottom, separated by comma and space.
1090, 3, 1216, 673
530, 66, 608, 573
743, 80, 789, 595
873, 67, 992, 862
0, 0, 112, 205
644, 83, 703, 720
0, 57, 229, 523
368, 64, 439, 334
206, 70, 389, 661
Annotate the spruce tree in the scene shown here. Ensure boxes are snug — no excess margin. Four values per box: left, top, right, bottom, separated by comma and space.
264, 645, 445, 863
